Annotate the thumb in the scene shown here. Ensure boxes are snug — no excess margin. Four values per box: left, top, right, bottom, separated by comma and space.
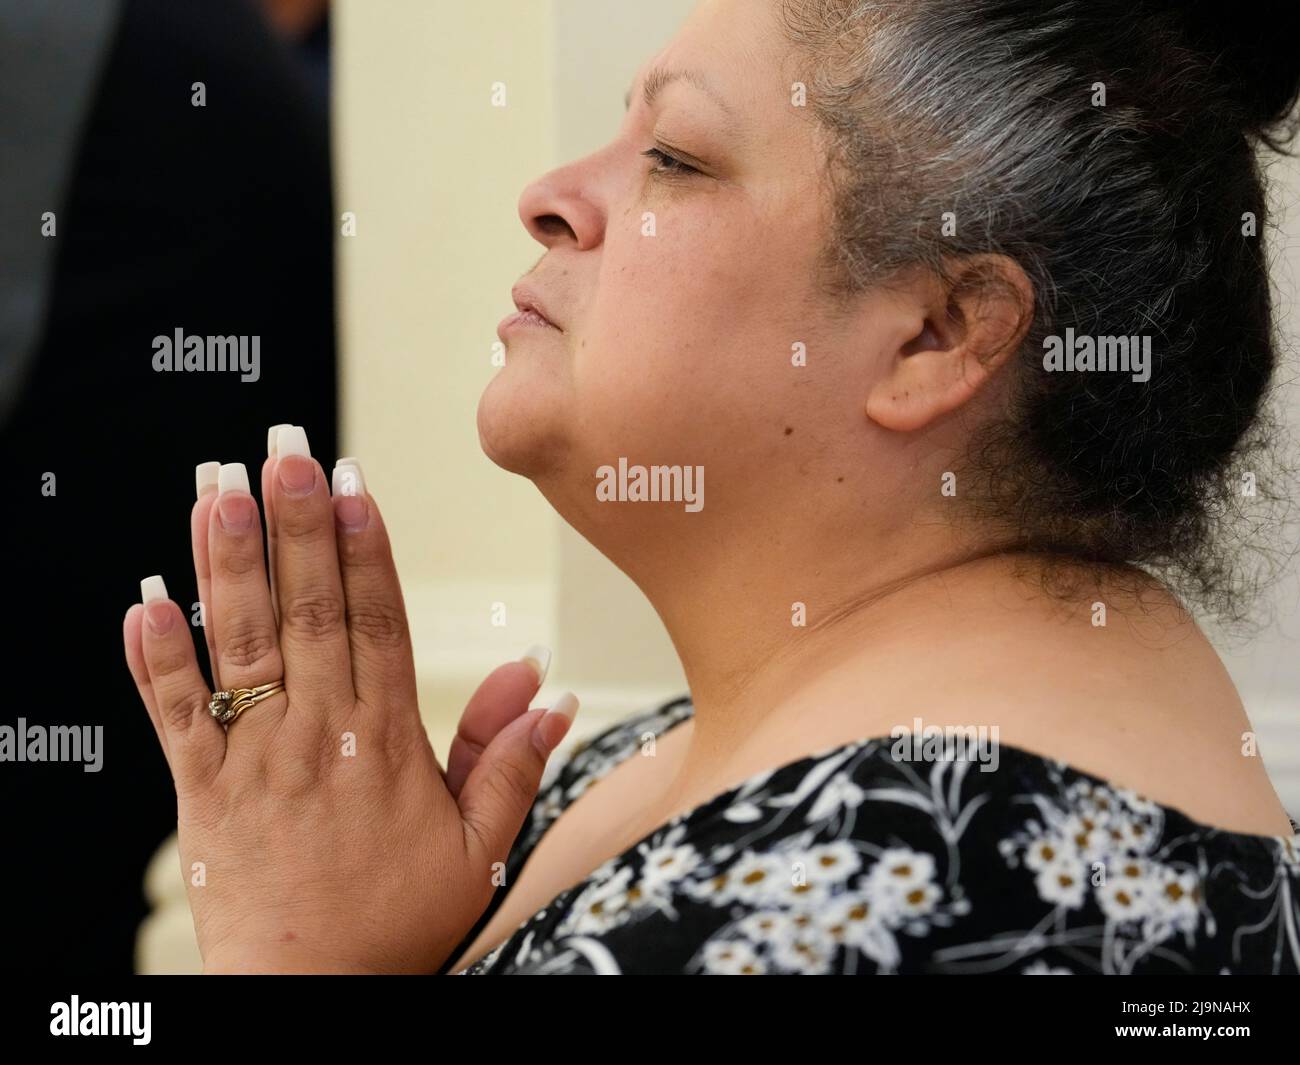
445, 647, 550, 800
457, 692, 580, 864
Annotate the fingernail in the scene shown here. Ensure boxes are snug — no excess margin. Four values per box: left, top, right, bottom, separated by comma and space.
278, 461, 316, 496
218, 462, 250, 494
267, 424, 293, 457
331, 463, 366, 498
195, 461, 220, 498
332, 464, 368, 532
140, 575, 174, 635
533, 691, 579, 756
521, 644, 551, 686
278, 425, 311, 459
217, 463, 256, 530
336, 456, 363, 476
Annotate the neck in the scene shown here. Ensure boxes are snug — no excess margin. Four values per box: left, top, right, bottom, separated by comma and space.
626, 521, 1015, 756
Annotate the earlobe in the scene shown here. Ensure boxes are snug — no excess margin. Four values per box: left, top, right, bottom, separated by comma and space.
865, 346, 984, 432
864, 256, 1033, 434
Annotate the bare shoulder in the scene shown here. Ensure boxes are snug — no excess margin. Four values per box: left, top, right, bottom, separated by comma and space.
804, 557, 1293, 836
940, 560, 1293, 836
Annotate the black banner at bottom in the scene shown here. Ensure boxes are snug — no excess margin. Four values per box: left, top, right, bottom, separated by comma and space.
0, 973, 1292, 1052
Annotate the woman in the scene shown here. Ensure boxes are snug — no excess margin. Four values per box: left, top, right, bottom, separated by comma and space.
123, 0, 1300, 974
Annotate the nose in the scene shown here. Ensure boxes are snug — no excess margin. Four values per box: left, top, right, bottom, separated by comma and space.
517, 157, 606, 252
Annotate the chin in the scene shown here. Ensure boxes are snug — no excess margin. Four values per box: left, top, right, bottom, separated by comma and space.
476, 375, 568, 479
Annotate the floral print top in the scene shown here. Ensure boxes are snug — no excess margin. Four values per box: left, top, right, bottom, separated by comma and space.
447, 696, 1300, 975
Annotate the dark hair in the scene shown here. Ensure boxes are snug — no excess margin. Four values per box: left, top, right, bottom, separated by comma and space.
781, 0, 1300, 620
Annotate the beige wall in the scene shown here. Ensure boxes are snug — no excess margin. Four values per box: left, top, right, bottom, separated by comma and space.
1214, 153, 1300, 808
333, 0, 693, 758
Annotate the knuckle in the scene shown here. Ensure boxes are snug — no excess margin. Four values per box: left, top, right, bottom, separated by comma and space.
283, 592, 347, 639
346, 599, 409, 648
161, 688, 207, 733
486, 755, 536, 812
219, 623, 279, 671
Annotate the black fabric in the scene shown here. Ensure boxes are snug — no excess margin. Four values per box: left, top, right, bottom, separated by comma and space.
452, 697, 1300, 975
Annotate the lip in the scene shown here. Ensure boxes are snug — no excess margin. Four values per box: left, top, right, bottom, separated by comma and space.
506, 284, 561, 332
497, 309, 561, 338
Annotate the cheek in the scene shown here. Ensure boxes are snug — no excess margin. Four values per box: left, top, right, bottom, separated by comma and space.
603, 192, 819, 356
570, 210, 825, 460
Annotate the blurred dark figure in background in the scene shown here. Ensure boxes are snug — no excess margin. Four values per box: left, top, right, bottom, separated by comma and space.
0, 0, 336, 972
259, 0, 331, 111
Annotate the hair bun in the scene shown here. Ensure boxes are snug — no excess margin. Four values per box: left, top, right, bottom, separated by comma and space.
1150, 1, 1300, 142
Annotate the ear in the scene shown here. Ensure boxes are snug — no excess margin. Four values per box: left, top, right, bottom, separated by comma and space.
865, 256, 1033, 433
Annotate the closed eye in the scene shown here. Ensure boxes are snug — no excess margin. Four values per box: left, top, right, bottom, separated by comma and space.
642, 147, 701, 177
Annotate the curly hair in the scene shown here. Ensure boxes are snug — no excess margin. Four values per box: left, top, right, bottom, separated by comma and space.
780, 0, 1300, 623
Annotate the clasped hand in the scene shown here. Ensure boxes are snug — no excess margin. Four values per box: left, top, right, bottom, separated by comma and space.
122, 427, 576, 973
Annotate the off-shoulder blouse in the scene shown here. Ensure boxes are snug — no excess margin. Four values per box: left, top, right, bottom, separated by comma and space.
447, 696, 1300, 975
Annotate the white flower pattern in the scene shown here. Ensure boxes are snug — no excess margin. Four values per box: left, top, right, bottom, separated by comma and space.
449, 697, 1300, 975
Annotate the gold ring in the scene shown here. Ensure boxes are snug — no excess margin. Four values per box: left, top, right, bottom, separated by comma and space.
208, 681, 285, 726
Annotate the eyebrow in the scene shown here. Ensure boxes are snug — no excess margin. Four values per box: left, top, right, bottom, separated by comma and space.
624, 65, 736, 120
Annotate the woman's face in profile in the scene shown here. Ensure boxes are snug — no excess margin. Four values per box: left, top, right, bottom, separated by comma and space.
478, 0, 885, 538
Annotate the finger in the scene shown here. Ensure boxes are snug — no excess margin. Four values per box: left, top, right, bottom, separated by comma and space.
193, 463, 221, 689
138, 575, 226, 789
459, 692, 579, 867
329, 461, 418, 717
271, 426, 354, 719
445, 650, 550, 800
209, 463, 288, 750
265, 423, 293, 621
124, 603, 170, 769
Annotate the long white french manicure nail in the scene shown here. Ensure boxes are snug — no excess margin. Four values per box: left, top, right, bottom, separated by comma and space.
332, 463, 366, 497
547, 691, 579, 723
278, 425, 310, 459
140, 574, 174, 634
521, 644, 552, 686
268, 424, 292, 457
218, 462, 250, 494
196, 462, 220, 498
534, 691, 580, 756
335, 457, 365, 483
